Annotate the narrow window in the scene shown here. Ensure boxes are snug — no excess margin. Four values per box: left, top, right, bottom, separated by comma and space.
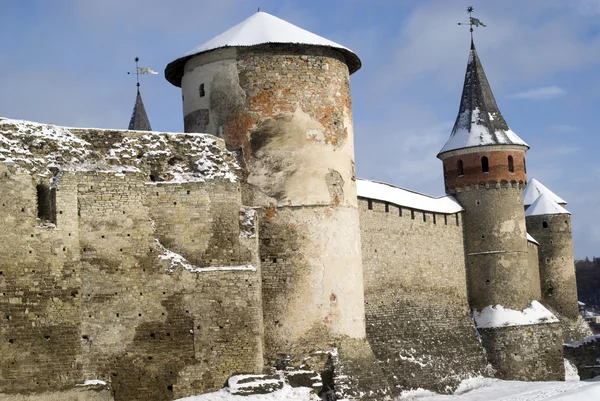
399, 207, 403, 217
433, 214, 437, 225
384, 202, 389, 213
36, 184, 56, 225
543, 221, 548, 229
523, 158, 527, 174
481, 156, 489, 173
444, 215, 448, 225
457, 160, 464, 176
508, 156, 514, 173
411, 210, 415, 220
456, 214, 460, 226
199, 83, 205, 97
367, 200, 373, 210
422, 213, 426, 222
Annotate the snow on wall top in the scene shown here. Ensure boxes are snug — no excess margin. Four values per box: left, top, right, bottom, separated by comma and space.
523, 178, 567, 206
0, 118, 240, 183
438, 41, 528, 156
356, 178, 464, 214
165, 11, 361, 86
525, 193, 570, 217
473, 300, 559, 329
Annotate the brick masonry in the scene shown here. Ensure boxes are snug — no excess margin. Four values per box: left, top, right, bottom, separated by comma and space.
442, 149, 527, 193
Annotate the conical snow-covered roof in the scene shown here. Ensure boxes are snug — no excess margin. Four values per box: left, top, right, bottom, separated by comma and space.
523, 178, 567, 207
438, 41, 528, 157
525, 193, 570, 217
165, 11, 361, 87
128, 89, 152, 131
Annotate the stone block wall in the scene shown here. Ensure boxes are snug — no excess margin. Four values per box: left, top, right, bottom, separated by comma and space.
0, 165, 264, 401
358, 198, 488, 394
0, 166, 82, 393
479, 323, 565, 381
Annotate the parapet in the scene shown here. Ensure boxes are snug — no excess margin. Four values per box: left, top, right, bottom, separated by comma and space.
0, 118, 241, 184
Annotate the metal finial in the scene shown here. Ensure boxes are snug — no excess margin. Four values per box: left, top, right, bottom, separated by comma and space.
457, 6, 486, 41
257, 7, 260, 12
127, 57, 158, 89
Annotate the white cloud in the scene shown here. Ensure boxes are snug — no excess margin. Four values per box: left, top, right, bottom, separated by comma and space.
511, 86, 565, 100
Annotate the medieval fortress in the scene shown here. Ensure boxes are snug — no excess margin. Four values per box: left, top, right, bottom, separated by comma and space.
0, 11, 591, 401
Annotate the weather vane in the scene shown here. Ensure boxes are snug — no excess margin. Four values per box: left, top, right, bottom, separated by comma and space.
127, 57, 158, 89
457, 6, 486, 40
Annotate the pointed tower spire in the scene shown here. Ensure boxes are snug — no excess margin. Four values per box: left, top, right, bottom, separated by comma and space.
438, 40, 528, 155
128, 88, 152, 131
127, 57, 153, 131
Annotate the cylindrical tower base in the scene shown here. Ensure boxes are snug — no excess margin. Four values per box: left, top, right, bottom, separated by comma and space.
526, 214, 579, 319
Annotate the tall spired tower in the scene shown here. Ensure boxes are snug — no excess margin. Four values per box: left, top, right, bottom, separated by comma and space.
437, 39, 564, 380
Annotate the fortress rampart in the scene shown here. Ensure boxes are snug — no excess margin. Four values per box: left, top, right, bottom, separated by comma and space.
0, 122, 264, 401
357, 195, 488, 393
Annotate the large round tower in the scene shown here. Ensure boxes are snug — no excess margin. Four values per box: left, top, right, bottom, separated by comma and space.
165, 11, 367, 367
525, 193, 579, 319
438, 40, 563, 381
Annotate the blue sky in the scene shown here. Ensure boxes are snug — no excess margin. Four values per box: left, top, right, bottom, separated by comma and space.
1, 0, 598, 258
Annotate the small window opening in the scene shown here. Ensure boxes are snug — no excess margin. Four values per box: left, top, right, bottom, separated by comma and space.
523, 158, 527, 174
411, 210, 415, 220
384, 203, 389, 213
199, 83, 205, 97
481, 156, 489, 173
367, 200, 373, 210
399, 207, 402, 217
508, 156, 514, 173
457, 160, 464, 176
455, 214, 460, 226
423, 213, 427, 222
433, 214, 437, 225
36, 184, 56, 225
543, 221, 548, 229
444, 215, 448, 225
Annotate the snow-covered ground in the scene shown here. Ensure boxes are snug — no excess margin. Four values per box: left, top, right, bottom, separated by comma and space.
176, 377, 600, 401
398, 377, 600, 401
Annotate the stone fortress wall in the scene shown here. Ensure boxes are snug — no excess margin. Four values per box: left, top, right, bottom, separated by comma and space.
357, 196, 489, 392
0, 122, 264, 401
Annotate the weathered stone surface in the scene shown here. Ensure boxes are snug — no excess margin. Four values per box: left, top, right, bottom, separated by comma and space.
479, 323, 565, 381
359, 198, 489, 395
0, 161, 263, 401
526, 214, 579, 320
455, 186, 539, 311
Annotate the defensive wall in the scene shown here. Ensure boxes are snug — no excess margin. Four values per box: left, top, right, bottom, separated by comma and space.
356, 180, 489, 394
0, 120, 264, 401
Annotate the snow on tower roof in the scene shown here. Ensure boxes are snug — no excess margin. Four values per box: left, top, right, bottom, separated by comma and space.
165, 11, 361, 87
525, 193, 570, 217
523, 178, 567, 206
438, 41, 528, 157
356, 179, 464, 214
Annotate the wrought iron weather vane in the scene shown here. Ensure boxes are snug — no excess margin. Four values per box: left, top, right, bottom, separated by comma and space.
127, 57, 158, 90
458, 6, 486, 40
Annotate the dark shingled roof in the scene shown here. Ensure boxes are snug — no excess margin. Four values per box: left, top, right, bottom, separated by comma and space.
438, 40, 527, 157
128, 89, 152, 131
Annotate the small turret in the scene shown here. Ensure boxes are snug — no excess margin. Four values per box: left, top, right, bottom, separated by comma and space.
526, 192, 579, 320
